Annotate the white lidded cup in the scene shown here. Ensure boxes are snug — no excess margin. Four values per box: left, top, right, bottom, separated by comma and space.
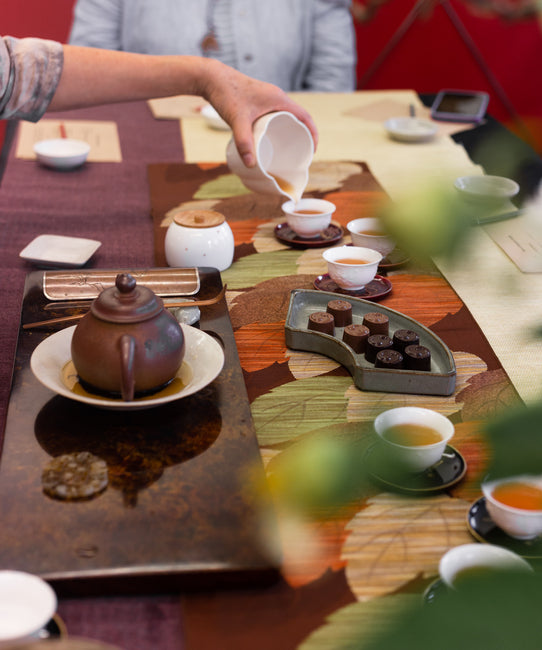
373, 406, 454, 473
282, 198, 336, 238
0, 570, 57, 646
439, 543, 532, 590
164, 209, 234, 272
226, 111, 314, 203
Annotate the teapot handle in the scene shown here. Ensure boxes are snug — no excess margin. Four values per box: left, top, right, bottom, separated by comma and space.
119, 334, 136, 401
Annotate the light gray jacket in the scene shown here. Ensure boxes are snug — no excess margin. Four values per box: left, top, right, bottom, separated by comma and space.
69, 0, 356, 92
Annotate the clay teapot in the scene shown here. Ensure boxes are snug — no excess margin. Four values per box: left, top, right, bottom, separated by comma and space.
71, 273, 185, 401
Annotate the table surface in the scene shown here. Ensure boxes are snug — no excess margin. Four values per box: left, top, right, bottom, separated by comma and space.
0, 94, 540, 650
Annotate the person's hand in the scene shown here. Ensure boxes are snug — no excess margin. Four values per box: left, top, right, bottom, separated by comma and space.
200, 60, 318, 168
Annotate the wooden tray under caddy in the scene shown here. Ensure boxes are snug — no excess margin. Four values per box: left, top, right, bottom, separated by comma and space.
285, 289, 456, 396
0, 267, 279, 596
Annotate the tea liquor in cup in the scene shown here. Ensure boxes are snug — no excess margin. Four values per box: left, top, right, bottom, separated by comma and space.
482, 475, 542, 540
439, 543, 532, 590
347, 217, 396, 258
282, 198, 336, 239
373, 406, 454, 473
322, 245, 382, 291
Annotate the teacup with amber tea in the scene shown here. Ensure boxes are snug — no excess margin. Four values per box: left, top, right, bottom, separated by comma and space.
282, 198, 336, 238
347, 217, 396, 258
322, 245, 382, 291
374, 406, 454, 473
439, 543, 532, 590
482, 475, 542, 540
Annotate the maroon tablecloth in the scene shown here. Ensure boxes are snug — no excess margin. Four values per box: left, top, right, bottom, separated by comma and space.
0, 101, 187, 650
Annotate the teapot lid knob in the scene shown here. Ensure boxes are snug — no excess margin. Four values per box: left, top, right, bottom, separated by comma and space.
116, 273, 137, 294
90, 273, 163, 323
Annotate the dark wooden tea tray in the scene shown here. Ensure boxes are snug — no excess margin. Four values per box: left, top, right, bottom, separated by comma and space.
0, 268, 279, 596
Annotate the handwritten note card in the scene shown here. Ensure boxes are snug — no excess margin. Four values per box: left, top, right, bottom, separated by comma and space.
16, 119, 122, 162
484, 213, 542, 273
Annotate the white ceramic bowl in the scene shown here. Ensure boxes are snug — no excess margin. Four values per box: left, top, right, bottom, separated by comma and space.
33, 138, 90, 170
454, 175, 519, 205
439, 543, 532, 589
322, 245, 382, 291
373, 407, 454, 473
384, 117, 437, 143
200, 104, 230, 131
347, 217, 396, 257
226, 111, 314, 203
0, 571, 57, 644
482, 475, 542, 540
282, 198, 336, 238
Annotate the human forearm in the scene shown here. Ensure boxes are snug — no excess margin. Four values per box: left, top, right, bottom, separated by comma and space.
50, 45, 318, 167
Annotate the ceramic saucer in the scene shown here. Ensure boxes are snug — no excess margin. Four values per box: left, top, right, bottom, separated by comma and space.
384, 117, 438, 143
30, 324, 224, 411
314, 274, 392, 300
364, 443, 466, 493
467, 497, 542, 559
274, 222, 343, 248
378, 248, 410, 272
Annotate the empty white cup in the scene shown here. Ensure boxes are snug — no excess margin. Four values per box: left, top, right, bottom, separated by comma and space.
226, 111, 314, 203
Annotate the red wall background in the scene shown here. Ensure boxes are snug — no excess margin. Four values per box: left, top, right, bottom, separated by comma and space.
3, 0, 542, 152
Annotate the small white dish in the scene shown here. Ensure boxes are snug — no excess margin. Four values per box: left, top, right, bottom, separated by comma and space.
0, 570, 57, 644
200, 104, 231, 131
454, 175, 520, 205
19, 234, 101, 268
384, 117, 438, 143
30, 324, 225, 411
33, 138, 90, 170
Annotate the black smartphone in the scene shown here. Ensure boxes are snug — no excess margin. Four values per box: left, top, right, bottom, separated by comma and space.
430, 89, 489, 123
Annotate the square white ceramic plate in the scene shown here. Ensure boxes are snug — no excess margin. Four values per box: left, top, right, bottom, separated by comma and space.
19, 234, 101, 268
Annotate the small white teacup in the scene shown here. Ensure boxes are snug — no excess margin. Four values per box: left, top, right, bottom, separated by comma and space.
347, 217, 396, 257
0, 571, 57, 646
322, 245, 382, 291
282, 198, 336, 238
373, 406, 454, 473
439, 543, 532, 590
482, 475, 542, 540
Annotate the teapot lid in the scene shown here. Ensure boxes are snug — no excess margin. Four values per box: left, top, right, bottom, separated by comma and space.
172, 209, 225, 229
91, 273, 164, 323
